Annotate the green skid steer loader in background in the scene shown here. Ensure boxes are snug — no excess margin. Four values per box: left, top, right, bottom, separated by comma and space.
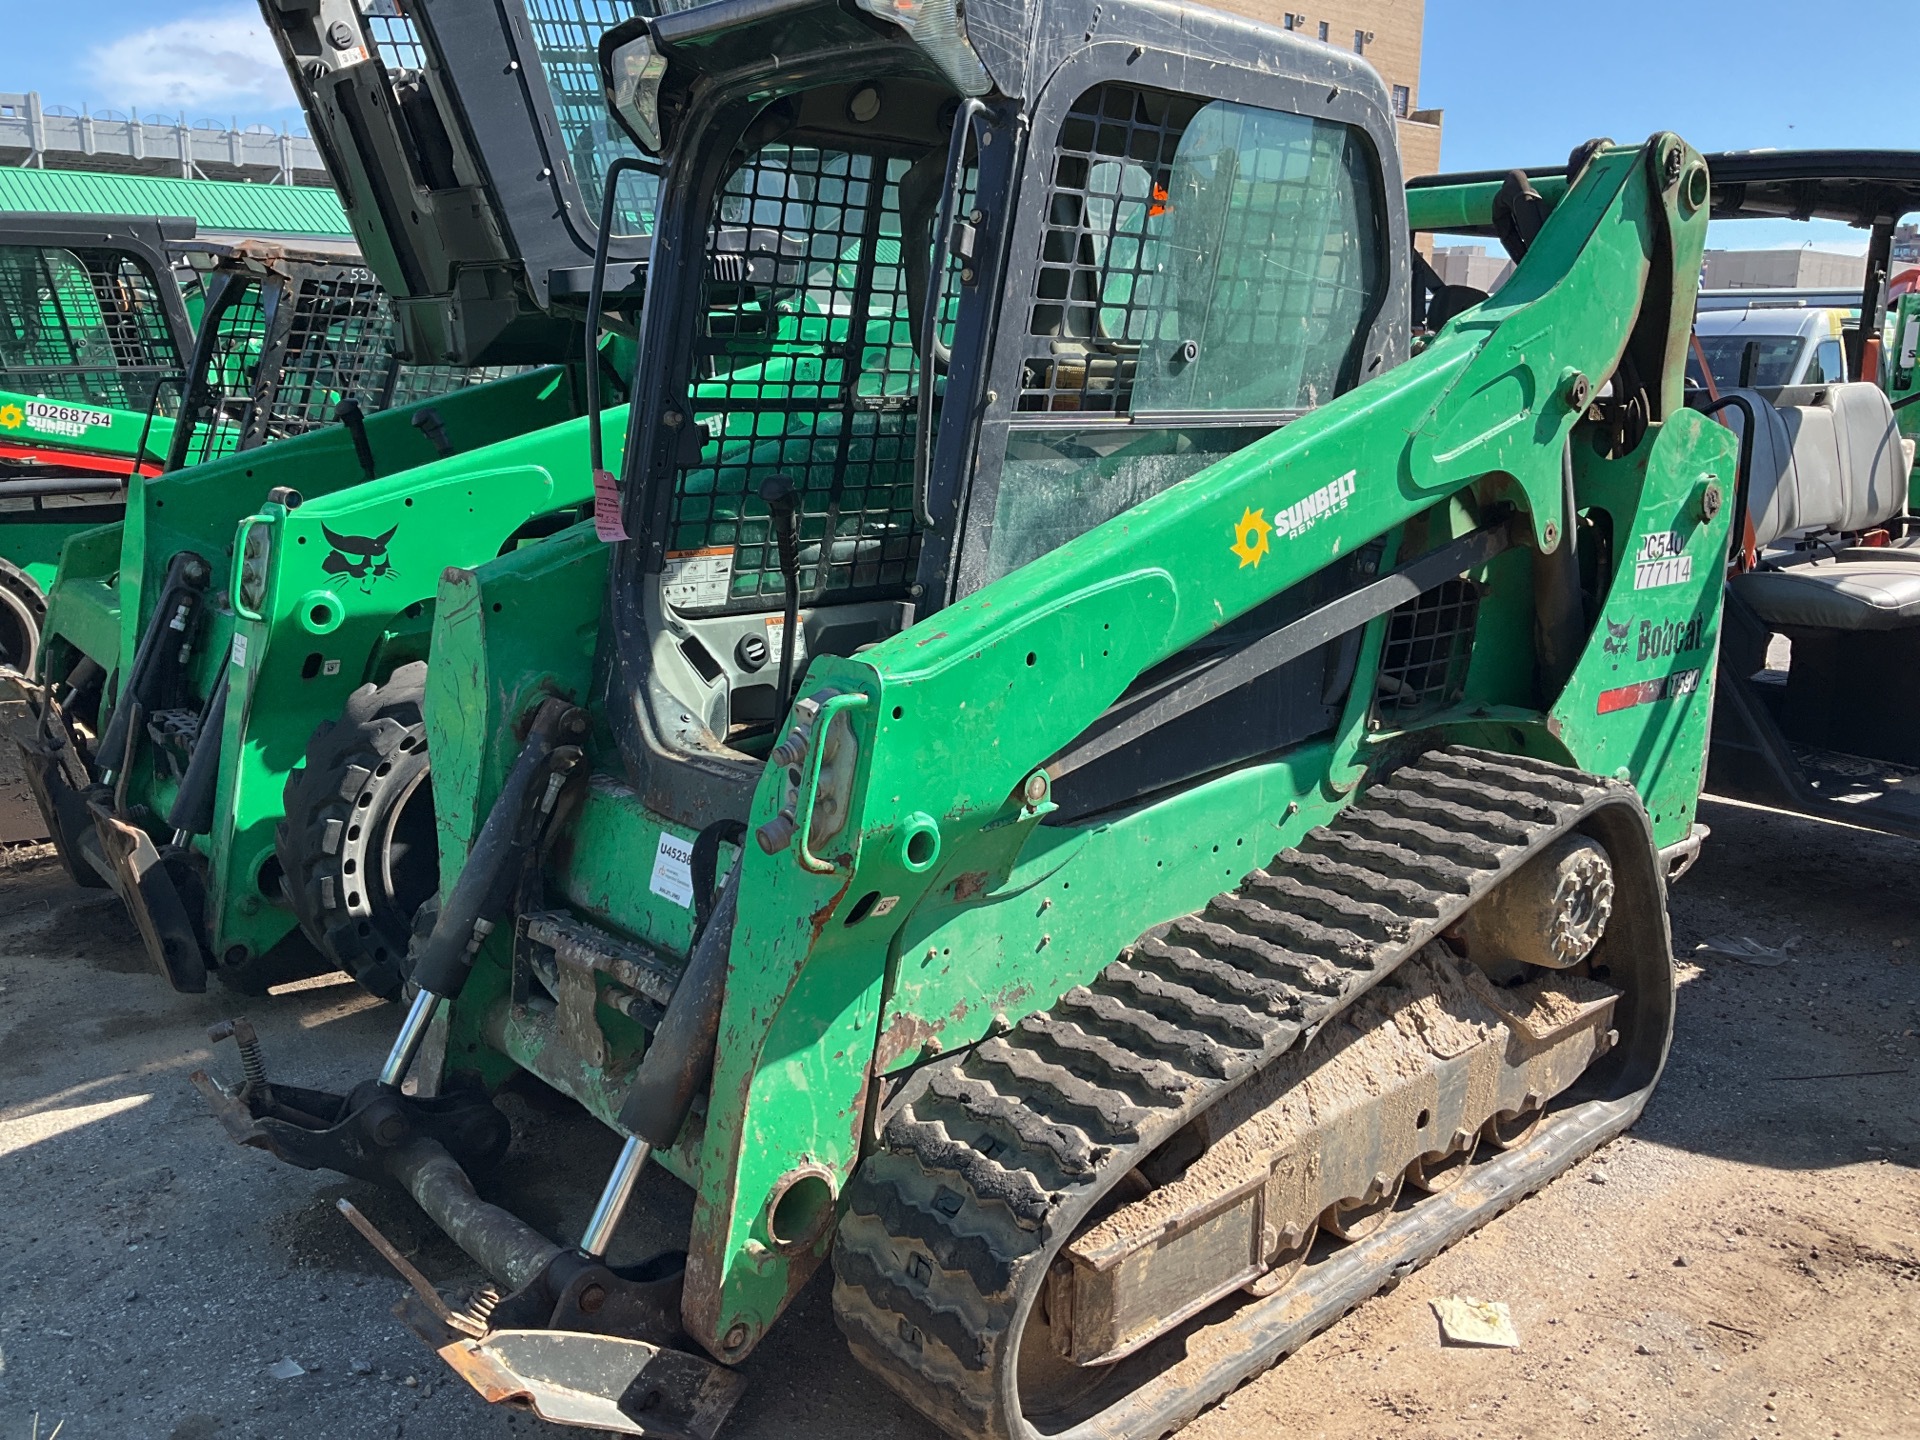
0, 213, 198, 672
199, 0, 1736, 1434
11, 0, 665, 994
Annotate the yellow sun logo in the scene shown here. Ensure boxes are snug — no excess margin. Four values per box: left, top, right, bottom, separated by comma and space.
1230, 507, 1270, 569
0, 404, 22, 431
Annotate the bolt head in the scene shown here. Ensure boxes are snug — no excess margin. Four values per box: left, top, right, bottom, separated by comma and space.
723, 1323, 750, 1351
1022, 771, 1048, 807
578, 1284, 606, 1315
374, 1115, 407, 1146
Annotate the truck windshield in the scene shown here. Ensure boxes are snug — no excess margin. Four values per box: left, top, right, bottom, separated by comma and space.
1688, 332, 1807, 389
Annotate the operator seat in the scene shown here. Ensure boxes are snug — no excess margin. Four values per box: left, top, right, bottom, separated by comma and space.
1721, 381, 1920, 762
1724, 383, 1919, 628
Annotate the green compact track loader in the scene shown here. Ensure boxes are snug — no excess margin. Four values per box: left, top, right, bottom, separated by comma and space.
12, 0, 662, 994
200, 0, 1736, 1435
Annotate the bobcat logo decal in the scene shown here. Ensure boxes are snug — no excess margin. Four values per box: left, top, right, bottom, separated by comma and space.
321, 523, 399, 590
1603, 618, 1630, 657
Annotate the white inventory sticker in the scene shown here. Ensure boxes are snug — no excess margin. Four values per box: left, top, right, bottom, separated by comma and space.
1632, 531, 1693, 591
23, 399, 112, 439
230, 632, 249, 667
649, 830, 695, 909
662, 546, 734, 610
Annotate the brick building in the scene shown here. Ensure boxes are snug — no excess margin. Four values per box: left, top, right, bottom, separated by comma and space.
1205, 2, 1443, 178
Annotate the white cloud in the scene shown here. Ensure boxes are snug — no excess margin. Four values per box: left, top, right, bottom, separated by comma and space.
87, 8, 295, 116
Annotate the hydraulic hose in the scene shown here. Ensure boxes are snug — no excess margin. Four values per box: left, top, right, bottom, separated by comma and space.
617, 862, 738, 1148
165, 674, 229, 838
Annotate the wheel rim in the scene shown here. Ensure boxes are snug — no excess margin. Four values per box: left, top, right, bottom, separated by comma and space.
378, 764, 438, 924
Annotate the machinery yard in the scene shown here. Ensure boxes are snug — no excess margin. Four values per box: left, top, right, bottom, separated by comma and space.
5, 3, 1920, 1438
2, 791, 1913, 1440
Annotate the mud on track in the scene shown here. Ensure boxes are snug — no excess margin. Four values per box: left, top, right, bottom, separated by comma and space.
0, 793, 1914, 1439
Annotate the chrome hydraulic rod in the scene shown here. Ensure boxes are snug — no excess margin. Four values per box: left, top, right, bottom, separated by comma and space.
580, 1135, 652, 1257
379, 988, 443, 1088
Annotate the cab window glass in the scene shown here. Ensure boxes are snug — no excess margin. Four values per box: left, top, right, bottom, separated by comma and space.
986, 84, 1383, 583
670, 144, 932, 614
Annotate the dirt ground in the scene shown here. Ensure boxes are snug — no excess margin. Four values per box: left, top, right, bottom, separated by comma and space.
1, 793, 1915, 1440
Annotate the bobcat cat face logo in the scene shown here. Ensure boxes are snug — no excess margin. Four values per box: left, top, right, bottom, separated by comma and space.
1603, 618, 1630, 657
321, 523, 399, 590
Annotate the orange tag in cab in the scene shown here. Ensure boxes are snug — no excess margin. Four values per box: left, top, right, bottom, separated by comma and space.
593, 469, 628, 542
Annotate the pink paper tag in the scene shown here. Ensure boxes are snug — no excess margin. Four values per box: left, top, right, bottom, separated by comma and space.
592, 468, 628, 542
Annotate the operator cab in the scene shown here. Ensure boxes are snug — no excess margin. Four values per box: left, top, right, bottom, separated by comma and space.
0, 215, 195, 436
601, 0, 1408, 814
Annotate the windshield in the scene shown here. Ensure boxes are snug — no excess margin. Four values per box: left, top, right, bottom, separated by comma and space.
1688, 331, 1809, 390
984, 85, 1384, 584
527, 0, 663, 235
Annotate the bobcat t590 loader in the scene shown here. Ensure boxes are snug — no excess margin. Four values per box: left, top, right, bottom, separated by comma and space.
200, 0, 1735, 1434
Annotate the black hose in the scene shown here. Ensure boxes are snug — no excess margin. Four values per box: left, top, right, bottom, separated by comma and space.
617, 861, 738, 1148
165, 673, 229, 837
337, 399, 376, 482
409, 702, 578, 998
97, 552, 208, 781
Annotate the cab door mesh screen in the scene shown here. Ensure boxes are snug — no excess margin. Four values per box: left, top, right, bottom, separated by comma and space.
671, 146, 924, 614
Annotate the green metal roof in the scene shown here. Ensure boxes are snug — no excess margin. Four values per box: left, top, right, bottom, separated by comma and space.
0, 167, 350, 240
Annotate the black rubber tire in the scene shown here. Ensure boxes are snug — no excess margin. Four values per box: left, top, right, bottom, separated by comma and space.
277, 663, 439, 1000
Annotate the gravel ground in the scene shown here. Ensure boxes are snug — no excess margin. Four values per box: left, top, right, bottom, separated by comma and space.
0, 793, 1914, 1440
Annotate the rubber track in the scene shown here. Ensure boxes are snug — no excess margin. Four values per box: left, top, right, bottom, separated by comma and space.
831, 746, 1616, 1440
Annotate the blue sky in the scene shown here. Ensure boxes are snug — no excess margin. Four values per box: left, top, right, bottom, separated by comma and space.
7, 1, 1916, 250
0, 5, 304, 127
1426, 0, 1920, 251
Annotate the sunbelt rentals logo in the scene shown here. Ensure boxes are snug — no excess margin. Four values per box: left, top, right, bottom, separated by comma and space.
1275, 470, 1357, 540
1234, 471, 1360, 568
